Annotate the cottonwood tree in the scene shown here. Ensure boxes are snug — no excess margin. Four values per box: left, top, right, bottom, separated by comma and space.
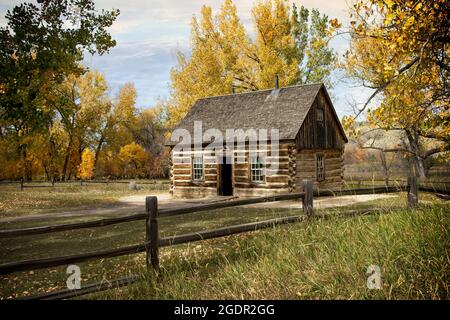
50, 71, 110, 180
341, 0, 449, 177
119, 143, 149, 178
167, 0, 337, 127
0, 0, 119, 179
78, 149, 95, 180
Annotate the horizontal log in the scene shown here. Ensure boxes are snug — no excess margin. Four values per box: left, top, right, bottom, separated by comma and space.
0, 243, 146, 275
173, 164, 191, 169
205, 175, 217, 182
235, 176, 250, 183
325, 168, 343, 177
174, 175, 192, 181
173, 169, 191, 175
23, 275, 140, 300
159, 215, 307, 247
296, 172, 316, 179
314, 186, 404, 196
174, 181, 216, 187
0, 185, 414, 241
265, 175, 289, 183
158, 192, 305, 217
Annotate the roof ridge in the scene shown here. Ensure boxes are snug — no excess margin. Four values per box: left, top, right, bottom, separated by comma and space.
197, 82, 323, 101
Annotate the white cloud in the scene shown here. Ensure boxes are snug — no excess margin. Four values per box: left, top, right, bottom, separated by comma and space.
1, 0, 362, 114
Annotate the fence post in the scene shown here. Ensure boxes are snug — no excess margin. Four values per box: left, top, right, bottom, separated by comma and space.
20, 178, 24, 191
407, 176, 418, 208
302, 179, 313, 217
145, 196, 159, 271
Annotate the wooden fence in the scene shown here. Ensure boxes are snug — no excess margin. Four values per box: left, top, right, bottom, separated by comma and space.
0, 179, 169, 191
0, 177, 427, 299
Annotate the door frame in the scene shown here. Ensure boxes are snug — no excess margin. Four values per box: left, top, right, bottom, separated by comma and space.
217, 155, 233, 196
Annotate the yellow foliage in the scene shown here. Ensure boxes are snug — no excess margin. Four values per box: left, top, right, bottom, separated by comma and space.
78, 149, 95, 180
119, 143, 149, 178
167, 0, 301, 128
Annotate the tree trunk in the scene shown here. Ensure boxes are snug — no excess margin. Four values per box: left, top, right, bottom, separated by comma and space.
94, 134, 105, 172
406, 131, 426, 178
379, 151, 389, 187
62, 138, 73, 181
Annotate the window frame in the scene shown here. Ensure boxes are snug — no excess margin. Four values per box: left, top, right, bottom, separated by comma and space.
316, 153, 325, 182
192, 155, 204, 181
250, 156, 265, 183
316, 107, 324, 122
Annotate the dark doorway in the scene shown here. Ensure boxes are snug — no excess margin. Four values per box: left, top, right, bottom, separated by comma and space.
218, 157, 233, 196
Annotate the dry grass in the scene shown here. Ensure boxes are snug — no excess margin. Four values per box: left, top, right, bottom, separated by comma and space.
0, 196, 448, 299
0, 181, 168, 218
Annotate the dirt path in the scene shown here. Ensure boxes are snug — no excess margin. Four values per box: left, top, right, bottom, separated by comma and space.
0, 194, 234, 224
241, 194, 396, 209
0, 193, 396, 224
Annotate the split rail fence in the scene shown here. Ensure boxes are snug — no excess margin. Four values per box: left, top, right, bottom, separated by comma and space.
0, 176, 428, 299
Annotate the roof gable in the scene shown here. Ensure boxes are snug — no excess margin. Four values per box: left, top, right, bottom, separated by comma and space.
167, 83, 346, 145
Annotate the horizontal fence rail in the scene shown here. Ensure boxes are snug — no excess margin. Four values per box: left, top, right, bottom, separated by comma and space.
0, 243, 147, 275
21, 210, 383, 300
22, 275, 140, 300
0, 187, 413, 239
5, 184, 446, 240
0, 192, 305, 239
0, 176, 438, 299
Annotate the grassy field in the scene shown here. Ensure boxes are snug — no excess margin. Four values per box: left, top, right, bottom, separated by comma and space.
0, 180, 169, 218
0, 192, 448, 299
108, 204, 448, 300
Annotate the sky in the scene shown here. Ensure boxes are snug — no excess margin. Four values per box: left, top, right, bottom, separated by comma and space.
0, 0, 373, 118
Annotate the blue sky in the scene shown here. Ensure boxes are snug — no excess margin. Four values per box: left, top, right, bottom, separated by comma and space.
1, 0, 373, 117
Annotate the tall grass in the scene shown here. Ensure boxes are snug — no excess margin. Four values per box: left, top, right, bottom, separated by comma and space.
95, 204, 449, 300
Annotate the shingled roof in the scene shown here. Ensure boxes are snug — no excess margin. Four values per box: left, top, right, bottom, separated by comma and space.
167, 83, 346, 145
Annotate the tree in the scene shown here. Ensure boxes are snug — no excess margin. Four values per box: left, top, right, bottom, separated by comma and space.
341, 0, 449, 177
51, 71, 111, 180
291, 5, 336, 86
0, 0, 119, 180
0, 0, 119, 130
119, 143, 149, 178
167, 0, 336, 128
93, 82, 137, 169
78, 149, 95, 180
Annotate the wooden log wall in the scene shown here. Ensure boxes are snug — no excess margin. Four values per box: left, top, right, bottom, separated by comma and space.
296, 89, 346, 150
171, 149, 218, 198
295, 149, 344, 190
170, 143, 297, 197
233, 142, 294, 197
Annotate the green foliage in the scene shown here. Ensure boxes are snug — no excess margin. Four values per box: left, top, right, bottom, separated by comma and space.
291, 5, 336, 86
0, 0, 119, 130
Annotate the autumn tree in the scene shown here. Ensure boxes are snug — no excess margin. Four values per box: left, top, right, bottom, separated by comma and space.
341, 0, 449, 177
119, 143, 149, 178
49, 71, 110, 180
78, 149, 95, 180
0, 0, 119, 180
93, 82, 137, 169
167, 0, 337, 127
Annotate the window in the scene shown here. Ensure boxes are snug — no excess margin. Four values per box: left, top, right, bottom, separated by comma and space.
251, 156, 264, 183
193, 156, 203, 180
316, 154, 325, 181
316, 108, 324, 122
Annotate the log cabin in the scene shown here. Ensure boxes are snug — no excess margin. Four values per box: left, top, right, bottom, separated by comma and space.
166, 81, 347, 198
